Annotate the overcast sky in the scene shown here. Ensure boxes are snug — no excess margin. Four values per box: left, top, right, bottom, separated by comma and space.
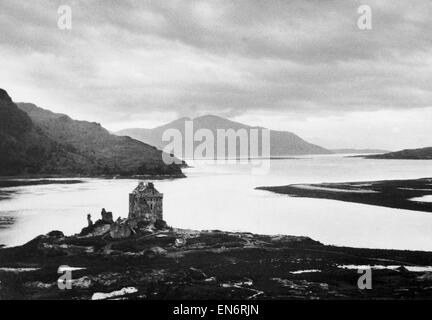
1, 0, 431, 149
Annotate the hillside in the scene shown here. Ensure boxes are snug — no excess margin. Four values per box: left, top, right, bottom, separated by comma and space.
0, 88, 184, 177
365, 147, 432, 160
116, 115, 330, 158
15, 102, 184, 177
0, 89, 92, 176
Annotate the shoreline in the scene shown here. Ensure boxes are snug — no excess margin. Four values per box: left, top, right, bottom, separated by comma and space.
0, 179, 84, 188
2, 225, 432, 299
0, 173, 187, 187
256, 177, 432, 213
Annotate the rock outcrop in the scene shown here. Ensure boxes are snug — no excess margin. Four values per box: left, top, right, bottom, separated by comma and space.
80, 182, 168, 240
109, 221, 133, 239
101, 209, 114, 224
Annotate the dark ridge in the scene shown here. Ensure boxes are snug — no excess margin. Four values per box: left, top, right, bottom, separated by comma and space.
257, 177, 432, 213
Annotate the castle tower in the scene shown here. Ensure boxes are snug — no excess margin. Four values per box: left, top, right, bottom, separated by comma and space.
128, 182, 163, 223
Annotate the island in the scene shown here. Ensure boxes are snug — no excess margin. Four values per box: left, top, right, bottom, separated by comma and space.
2, 182, 432, 300
256, 177, 432, 213
363, 147, 432, 160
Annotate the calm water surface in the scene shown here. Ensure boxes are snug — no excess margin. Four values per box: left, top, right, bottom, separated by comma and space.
1, 155, 432, 250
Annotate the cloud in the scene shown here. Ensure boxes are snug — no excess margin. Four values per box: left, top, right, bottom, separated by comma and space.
0, 0, 431, 144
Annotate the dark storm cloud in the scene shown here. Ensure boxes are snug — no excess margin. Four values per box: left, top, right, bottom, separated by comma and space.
1, 0, 431, 122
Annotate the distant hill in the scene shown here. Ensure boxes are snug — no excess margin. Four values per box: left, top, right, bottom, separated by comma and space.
116, 115, 330, 158
365, 147, 432, 160
331, 148, 390, 154
0, 88, 183, 177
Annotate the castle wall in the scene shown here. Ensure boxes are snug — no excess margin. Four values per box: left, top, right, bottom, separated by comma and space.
128, 183, 163, 223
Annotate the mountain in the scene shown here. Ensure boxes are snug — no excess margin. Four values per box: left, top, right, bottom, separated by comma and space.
364, 147, 432, 160
0, 89, 90, 175
16, 102, 184, 176
116, 115, 330, 158
0, 88, 184, 177
331, 148, 390, 154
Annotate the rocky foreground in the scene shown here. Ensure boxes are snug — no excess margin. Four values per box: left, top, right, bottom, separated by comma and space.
2, 226, 432, 299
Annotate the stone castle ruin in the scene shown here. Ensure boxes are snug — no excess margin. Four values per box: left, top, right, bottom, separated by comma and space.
80, 181, 165, 239
129, 182, 163, 223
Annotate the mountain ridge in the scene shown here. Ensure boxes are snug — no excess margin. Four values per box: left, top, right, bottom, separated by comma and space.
16, 101, 184, 176
116, 114, 331, 157
0, 88, 184, 177
0, 89, 90, 176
